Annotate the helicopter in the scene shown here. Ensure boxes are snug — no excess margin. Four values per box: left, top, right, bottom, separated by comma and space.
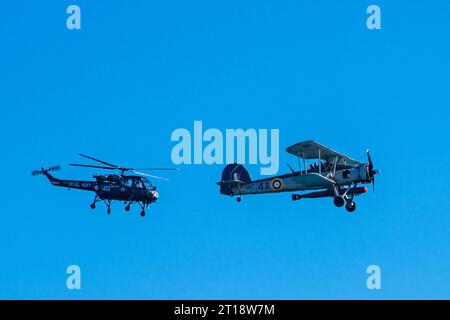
32, 154, 178, 217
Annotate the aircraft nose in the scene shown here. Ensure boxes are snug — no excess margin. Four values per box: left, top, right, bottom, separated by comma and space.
152, 190, 159, 199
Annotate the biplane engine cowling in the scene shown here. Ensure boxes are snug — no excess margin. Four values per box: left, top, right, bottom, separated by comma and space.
359, 164, 370, 183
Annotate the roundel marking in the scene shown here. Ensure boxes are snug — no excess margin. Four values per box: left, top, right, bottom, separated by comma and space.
271, 178, 283, 191
94, 185, 99, 191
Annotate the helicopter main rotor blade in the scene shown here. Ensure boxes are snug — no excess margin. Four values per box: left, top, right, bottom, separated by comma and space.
134, 168, 180, 171
78, 154, 118, 168
133, 170, 169, 181
70, 164, 117, 170
74, 154, 178, 176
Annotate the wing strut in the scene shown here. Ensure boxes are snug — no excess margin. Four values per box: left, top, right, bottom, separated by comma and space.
318, 148, 321, 175
332, 157, 338, 177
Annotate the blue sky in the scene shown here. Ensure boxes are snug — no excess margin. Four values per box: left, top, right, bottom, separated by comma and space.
0, 0, 449, 299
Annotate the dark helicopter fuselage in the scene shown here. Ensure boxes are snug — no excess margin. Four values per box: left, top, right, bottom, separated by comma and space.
32, 154, 178, 216
41, 170, 159, 203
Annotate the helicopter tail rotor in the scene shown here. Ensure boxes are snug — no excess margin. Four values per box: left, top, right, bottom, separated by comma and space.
31, 165, 61, 176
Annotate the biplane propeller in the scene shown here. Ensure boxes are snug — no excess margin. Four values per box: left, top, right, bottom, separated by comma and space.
366, 149, 380, 193
217, 141, 380, 213
32, 154, 178, 217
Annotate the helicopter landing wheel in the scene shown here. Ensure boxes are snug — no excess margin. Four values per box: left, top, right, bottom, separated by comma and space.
140, 210, 146, 217
125, 204, 131, 212
236, 197, 242, 202
90, 203, 96, 209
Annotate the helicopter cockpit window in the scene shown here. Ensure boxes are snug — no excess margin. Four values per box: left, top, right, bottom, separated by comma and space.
143, 178, 153, 190
123, 178, 133, 187
134, 180, 144, 189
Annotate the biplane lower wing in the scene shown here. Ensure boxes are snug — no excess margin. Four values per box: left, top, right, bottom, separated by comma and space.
289, 172, 335, 189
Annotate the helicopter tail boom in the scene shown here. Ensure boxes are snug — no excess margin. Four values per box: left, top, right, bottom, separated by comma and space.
32, 166, 96, 191
42, 169, 61, 185
32, 166, 64, 186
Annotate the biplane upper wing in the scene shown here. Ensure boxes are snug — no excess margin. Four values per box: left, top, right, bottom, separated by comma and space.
286, 140, 361, 166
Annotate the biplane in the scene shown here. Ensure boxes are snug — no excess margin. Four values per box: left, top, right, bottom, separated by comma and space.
217, 141, 379, 212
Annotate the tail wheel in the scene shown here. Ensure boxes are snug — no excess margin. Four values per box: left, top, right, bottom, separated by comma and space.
236, 197, 242, 202
345, 202, 357, 213
125, 204, 131, 212
90, 203, 95, 209
140, 210, 146, 217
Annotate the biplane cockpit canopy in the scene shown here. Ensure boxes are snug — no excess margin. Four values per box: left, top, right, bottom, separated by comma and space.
286, 140, 361, 168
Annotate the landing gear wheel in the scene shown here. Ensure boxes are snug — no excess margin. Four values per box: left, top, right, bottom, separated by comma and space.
333, 196, 345, 207
236, 197, 242, 202
107, 208, 111, 215
345, 202, 357, 213
90, 203, 96, 209
140, 210, 146, 217
125, 204, 130, 212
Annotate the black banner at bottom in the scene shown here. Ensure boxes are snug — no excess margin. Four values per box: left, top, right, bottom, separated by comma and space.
1, 300, 446, 318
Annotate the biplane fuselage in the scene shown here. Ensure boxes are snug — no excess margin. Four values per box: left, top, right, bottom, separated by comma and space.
217, 141, 379, 212
232, 167, 369, 196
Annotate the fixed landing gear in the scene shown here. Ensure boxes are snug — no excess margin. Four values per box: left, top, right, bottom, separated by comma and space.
90, 195, 99, 209
332, 183, 358, 213
90, 196, 111, 215
345, 201, 356, 213
137, 202, 148, 218
333, 196, 345, 207
333, 196, 357, 212
106, 200, 111, 215
126, 201, 147, 216
88, 197, 150, 217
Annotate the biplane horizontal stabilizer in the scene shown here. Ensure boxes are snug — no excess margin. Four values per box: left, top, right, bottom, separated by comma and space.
216, 180, 246, 187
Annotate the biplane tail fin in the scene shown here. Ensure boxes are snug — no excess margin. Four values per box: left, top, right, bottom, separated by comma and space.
221, 163, 251, 183
217, 163, 251, 195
